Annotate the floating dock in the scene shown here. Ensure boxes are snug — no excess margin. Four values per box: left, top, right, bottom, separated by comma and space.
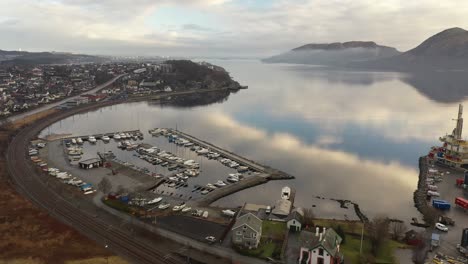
42, 130, 142, 141
161, 129, 294, 205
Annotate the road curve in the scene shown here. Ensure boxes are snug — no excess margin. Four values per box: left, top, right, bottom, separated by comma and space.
7, 74, 126, 123
6, 101, 184, 264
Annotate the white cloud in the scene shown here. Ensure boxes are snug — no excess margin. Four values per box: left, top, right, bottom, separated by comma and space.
1, 0, 468, 56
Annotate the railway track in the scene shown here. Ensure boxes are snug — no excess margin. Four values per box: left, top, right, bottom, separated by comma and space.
6, 110, 184, 263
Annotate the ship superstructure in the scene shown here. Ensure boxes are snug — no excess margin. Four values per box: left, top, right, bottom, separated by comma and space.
430, 104, 468, 169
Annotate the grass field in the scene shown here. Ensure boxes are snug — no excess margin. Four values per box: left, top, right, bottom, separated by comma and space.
262, 221, 287, 239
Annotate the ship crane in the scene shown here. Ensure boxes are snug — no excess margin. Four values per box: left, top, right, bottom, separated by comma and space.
451, 104, 463, 140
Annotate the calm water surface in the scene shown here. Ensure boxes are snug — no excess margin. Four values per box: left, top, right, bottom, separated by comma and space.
40, 60, 468, 221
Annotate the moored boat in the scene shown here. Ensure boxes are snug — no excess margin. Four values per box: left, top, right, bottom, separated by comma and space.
281, 186, 291, 200
158, 203, 170, 209
214, 180, 227, 187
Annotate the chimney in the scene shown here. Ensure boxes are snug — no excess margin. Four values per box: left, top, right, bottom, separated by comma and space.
322, 227, 326, 235
319, 233, 323, 241
315, 227, 319, 236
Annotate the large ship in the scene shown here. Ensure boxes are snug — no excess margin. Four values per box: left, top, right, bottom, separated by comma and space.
429, 104, 468, 169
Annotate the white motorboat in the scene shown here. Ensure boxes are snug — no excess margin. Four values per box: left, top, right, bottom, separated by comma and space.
229, 173, 242, 178
227, 176, 239, 183
201, 190, 210, 195
102, 135, 110, 142
71, 138, 77, 144
76, 138, 83, 144
88, 136, 97, 143
172, 203, 186, 211
214, 180, 227, 187
237, 166, 249, 172
169, 176, 178, 181
196, 148, 209, 155
120, 133, 127, 139
113, 133, 121, 140
184, 169, 199, 177
281, 186, 291, 200
125, 133, 131, 138
206, 183, 217, 189
179, 175, 189, 180
158, 203, 170, 209
181, 207, 192, 213
168, 182, 176, 187
228, 162, 239, 168
147, 197, 163, 205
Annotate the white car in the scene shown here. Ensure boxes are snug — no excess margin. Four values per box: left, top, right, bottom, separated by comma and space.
205, 236, 216, 244
435, 223, 448, 232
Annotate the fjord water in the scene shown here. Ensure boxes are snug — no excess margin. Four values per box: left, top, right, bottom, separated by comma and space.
40, 60, 468, 221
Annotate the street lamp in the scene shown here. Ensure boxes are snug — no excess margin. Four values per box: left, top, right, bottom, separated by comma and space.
104, 245, 109, 264
359, 221, 365, 255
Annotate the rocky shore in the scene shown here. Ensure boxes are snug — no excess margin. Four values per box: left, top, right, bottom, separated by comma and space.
413, 156, 433, 226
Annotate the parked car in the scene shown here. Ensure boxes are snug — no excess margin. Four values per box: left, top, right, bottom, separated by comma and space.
435, 223, 449, 232
205, 236, 216, 244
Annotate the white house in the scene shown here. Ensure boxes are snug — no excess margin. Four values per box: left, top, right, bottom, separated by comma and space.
298, 228, 344, 264
286, 208, 304, 232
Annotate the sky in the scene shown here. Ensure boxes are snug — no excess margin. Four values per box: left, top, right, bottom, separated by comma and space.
0, 0, 467, 57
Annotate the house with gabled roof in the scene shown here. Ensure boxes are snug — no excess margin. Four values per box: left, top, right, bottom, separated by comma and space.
231, 212, 262, 249
299, 228, 344, 264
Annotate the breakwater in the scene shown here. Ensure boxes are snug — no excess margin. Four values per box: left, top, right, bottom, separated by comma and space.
413, 156, 433, 226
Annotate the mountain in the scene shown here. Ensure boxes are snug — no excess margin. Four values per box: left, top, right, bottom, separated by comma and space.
351, 27, 468, 71
262, 41, 400, 66
264, 28, 468, 71
407, 27, 468, 57
0, 49, 105, 65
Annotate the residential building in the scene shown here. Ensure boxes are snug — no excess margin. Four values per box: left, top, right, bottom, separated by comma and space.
231, 212, 262, 249
287, 208, 304, 232
298, 228, 344, 264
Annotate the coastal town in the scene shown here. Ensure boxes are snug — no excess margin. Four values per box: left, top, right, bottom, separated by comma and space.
0, 60, 244, 119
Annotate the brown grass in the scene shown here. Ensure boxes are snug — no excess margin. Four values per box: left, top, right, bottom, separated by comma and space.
10, 109, 58, 130
0, 110, 127, 264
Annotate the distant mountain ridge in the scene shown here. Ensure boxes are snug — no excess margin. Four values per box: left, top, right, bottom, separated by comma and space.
264, 27, 468, 71
0, 49, 105, 65
263, 41, 400, 66
292, 41, 395, 51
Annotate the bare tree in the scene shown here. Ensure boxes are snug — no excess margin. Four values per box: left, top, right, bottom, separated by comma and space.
367, 216, 389, 256
389, 221, 407, 241
303, 208, 315, 228
423, 207, 439, 226
412, 232, 428, 264
98, 177, 112, 194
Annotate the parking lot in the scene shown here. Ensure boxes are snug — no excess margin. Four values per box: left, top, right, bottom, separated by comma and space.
427, 162, 467, 258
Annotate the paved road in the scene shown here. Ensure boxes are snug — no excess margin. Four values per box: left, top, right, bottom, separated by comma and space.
7, 74, 126, 123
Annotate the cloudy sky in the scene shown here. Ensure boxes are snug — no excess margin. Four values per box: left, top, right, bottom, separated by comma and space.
0, 0, 467, 57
